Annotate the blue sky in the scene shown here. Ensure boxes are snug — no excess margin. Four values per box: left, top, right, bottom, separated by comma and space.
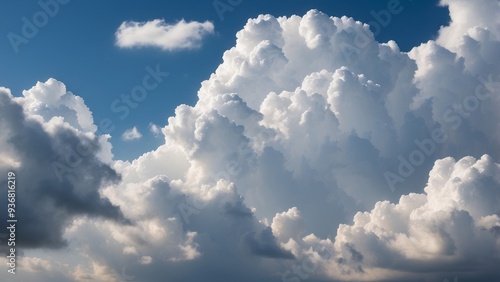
0, 0, 449, 160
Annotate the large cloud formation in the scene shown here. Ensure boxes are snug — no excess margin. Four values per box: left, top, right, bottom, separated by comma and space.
0, 80, 126, 250
1, 0, 499, 281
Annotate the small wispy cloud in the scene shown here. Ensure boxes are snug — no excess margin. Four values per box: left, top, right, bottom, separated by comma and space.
139, 256, 153, 265
149, 122, 161, 136
122, 126, 142, 141
115, 19, 214, 51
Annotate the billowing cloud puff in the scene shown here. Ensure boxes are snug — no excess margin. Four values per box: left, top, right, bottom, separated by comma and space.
437, 0, 500, 52
115, 19, 214, 51
0, 83, 127, 250
16, 78, 96, 133
1, 0, 500, 281
329, 155, 500, 281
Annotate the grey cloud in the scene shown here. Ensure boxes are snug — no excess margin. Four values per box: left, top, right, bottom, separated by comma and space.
0, 90, 127, 249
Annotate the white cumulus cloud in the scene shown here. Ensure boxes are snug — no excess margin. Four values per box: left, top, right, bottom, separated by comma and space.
121, 126, 142, 141
115, 19, 214, 51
